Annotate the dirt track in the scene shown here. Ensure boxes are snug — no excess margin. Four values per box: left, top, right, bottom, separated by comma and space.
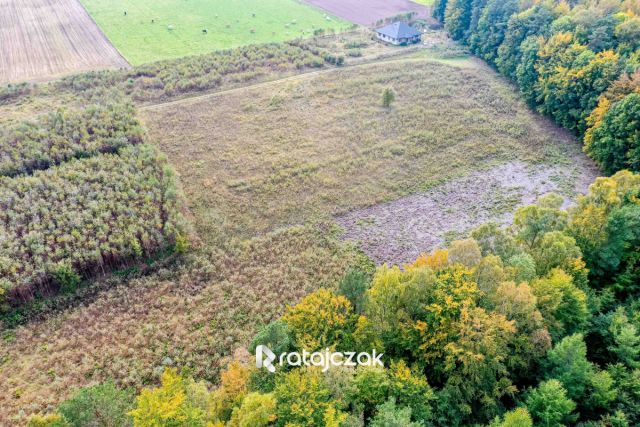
302, 0, 430, 26
0, 0, 129, 84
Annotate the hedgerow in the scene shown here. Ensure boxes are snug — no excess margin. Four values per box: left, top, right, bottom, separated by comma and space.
0, 104, 144, 177
0, 144, 185, 304
32, 42, 331, 106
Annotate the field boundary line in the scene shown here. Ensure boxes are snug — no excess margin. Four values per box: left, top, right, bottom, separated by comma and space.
74, 0, 131, 68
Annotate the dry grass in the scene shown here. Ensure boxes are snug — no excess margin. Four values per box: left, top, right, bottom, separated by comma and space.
141, 57, 591, 244
0, 226, 361, 423
0, 0, 129, 84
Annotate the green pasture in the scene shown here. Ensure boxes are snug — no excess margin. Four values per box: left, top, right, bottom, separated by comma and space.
80, 0, 353, 64
411, 0, 435, 5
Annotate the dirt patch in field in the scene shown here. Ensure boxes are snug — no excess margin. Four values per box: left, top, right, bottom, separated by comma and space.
302, 0, 430, 26
336, 160, 600, 266
0, 0, 129, 84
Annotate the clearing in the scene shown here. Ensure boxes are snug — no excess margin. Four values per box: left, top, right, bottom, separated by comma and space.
140, 53, 597, 249
0, 0, 128, 84
78, 0, 352, 64
301, 0, 431, 26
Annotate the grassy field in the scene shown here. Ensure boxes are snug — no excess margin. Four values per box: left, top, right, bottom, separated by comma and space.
0, 0, 128, 84
140, 55, 593, 244
78, 0, 353, 64
411, 0, 434, 5
0, 50, 599, 423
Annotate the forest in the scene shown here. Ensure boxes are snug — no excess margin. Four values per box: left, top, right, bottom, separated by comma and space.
433, 0, 639, 175
0, 106, 186, 309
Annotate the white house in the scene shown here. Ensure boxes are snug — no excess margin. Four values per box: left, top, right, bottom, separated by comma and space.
375, 22, 421, 46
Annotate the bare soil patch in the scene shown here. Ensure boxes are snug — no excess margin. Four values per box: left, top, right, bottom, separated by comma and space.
0, 0, 129, 84
302, 0, 431, 26
336, 160, 599, 266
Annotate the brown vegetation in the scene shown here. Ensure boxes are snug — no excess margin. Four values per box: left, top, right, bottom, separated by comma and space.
302, 0, 430, 26
0, 0, 129, 84
141, 56, 596, 243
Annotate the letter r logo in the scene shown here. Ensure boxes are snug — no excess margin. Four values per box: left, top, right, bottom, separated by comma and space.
256, 345, 276, 373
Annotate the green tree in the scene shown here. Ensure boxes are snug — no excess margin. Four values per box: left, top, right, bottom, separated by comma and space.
536, 37, 621, 135
530, 231, 582, 276
516, 36, 544, 106
487, 281, 551, 375
471, 222, 520, 261
370, 398, 425, 427
513, 194, 568, 249
469, 0, 519, 64
525, 379, 577, 427
283, 288, 356, 351
433, 0, 449, 22
609, 308, 640, 368
584, 93, 640, 174
497, 5, 556, 78
488, 407, 533, 427
274, 368, 343, 427
352, 366, 389, 418
249, 320, 294, 356
445, 0, 474, 40
129, 369, 210, 427
448, 238, 482, 267
339, 268, 371, 314
569, 171, 640, 290
531, 269, 589, 340
228, 392, 276, 427
58, 381, 135, 427
505, 253, 537, 284
442, 307, 517, 422
387, 360, 434, 422
543, 333, 595, 400
382, 88, 395, 108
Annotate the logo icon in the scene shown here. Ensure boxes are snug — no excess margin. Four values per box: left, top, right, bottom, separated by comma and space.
256, 345, 276, 373
255, 345, 383, 373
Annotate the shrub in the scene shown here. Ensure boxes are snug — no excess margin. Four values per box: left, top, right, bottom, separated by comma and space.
27, 414, 69, 427
382, 88, 395, 108
57, 381, 135, 427
50, 263, 81, 293
0, 104, 144, 177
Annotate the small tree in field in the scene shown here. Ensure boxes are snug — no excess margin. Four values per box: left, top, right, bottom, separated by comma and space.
382, 88, 395, 108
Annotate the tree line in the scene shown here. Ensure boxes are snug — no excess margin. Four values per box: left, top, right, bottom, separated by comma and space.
433, 0, 639, 175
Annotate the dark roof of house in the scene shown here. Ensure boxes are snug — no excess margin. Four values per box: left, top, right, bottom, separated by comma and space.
375, 22, 421, 39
